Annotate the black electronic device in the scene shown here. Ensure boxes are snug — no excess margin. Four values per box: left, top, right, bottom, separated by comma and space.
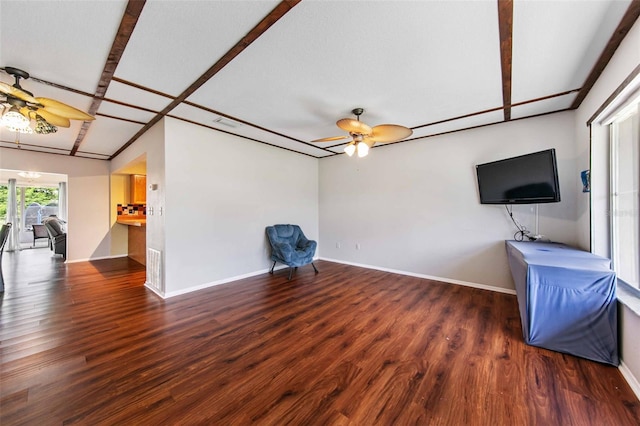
476, 149, 561, 204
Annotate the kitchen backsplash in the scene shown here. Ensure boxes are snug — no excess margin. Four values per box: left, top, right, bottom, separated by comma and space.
117, 204, 146, 216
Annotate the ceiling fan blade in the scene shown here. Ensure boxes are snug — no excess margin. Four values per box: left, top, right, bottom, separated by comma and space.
19, 106, 35, 120
34, 108, 71, 128
311, 135, 350, 143
362, 136, 376, 148
35, 97, 95, 121
0, 81, 38, 103
336, 118, 372, 135
370, 124, 413, 143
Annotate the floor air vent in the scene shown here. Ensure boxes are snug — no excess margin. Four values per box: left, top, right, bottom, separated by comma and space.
147, 248, 163, 293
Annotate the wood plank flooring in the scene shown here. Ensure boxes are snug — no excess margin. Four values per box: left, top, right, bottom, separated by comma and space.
1, 252, 639, 425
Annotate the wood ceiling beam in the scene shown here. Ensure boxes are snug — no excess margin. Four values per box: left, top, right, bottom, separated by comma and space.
110, 0, 302, 160
411, 88, 579, 131
167, 115, 320, 159
25, 76, 159, 116
112, 76, 175, 99
70, 0, 147, 156
29, 76, 95, 98
110, 76, 334, 153
571, 0, 640, 110
398, 108, 573, 146
182, 101, 335, 152
497, 0, 513, 122
95, 112, 147, 125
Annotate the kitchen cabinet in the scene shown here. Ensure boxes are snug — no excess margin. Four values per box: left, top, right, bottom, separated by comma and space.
131, 174, 146, 204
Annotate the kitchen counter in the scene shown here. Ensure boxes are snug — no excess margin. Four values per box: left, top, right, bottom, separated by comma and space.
116, 217, 147, 227
116, 217, 146, 265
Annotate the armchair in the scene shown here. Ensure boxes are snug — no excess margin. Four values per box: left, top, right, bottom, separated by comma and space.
32, 224, 49, 248
43, 217, 66, 259
0, 223, 11, 292
266, 224, 318, 280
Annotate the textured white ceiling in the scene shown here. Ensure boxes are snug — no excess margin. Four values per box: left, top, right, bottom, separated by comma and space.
0, 0, 128, 93
0, 0, 635, 160
104, 81, 172, 112
511, 0, 631, 102
115, 0, 281, 95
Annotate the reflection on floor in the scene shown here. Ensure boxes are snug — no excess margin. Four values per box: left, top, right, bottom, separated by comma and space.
1, 247, 66, 291
20, 241, 50, 250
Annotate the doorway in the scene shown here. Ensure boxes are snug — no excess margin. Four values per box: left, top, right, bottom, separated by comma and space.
0, 169, 68, 250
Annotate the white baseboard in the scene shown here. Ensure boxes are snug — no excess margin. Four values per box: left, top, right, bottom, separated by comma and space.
144, 282, 165, 298
65, 254, 128, 263
319, 257, 517, 295
146, 257, 515, 299
159, 264, 289, 299
619, 360, 640, 401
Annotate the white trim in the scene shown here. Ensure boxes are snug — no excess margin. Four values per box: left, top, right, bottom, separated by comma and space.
159, 265, 289, 299
319, 257, 517, 295
595, 73, 640, 125
144, 282, 165, 298
65, 254, 128, 263
619, 360, 640, 401
617, 283, 640, 316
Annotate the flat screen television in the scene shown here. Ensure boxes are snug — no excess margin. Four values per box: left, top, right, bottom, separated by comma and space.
476, 149, 561, 204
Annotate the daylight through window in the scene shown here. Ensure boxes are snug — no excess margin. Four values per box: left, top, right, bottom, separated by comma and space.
610, 101, 640, 291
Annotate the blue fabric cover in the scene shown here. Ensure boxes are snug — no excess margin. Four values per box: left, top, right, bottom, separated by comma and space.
505, 240, 618, 365
266, 224, 317, 267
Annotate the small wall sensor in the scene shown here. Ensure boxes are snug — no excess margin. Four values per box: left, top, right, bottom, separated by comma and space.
149, 183, 158, 191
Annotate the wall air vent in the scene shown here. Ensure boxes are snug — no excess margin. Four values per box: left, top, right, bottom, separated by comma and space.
213, 117, 241, 128
147, 248, 163, 294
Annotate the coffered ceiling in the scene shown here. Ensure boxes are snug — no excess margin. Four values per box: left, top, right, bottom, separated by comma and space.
0, 0, 637, 160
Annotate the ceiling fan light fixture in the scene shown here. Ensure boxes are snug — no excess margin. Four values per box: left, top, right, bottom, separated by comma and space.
34, 114, 58, 134
0, 67, 93, 137
1, 106, 32, 133
313, 107, 412, 158
357, 141, 369, 157
18, 171, 41, 179
344, 143, 356, 157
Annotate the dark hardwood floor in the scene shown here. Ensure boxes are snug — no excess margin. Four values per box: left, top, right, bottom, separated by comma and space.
1, 251, 638, 425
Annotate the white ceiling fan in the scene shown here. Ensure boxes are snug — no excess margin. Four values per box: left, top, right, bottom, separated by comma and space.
0, 66, 94, 135
312, 108, 413, 157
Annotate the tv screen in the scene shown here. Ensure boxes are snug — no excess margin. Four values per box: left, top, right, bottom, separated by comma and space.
476, 149, 561, 204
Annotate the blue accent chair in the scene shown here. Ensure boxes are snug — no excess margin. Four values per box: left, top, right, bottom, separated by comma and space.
266, 224, 318, 280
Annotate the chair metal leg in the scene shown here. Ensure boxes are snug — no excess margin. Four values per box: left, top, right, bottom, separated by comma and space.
0, 253, 4, 292
269, 260, 276, 274
288, 267, 294, 280
311, 262, 318, 274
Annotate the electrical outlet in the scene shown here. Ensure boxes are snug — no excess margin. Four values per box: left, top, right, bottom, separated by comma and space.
336, 242, 341, 249
356, 243, 361, 250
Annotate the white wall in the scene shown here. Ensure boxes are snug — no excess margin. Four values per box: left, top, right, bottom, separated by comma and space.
162, 117, 318, 295
574, 19, 640, 395
111, 120, 166, 291
109, 174, 129, 256
576, 20, 640, 254
0, 148, 111, 261
319, 111, 578, 290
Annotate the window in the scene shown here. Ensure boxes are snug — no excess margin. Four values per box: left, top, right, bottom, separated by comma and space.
0, 185, 6, 226
610, 102, 639, 291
